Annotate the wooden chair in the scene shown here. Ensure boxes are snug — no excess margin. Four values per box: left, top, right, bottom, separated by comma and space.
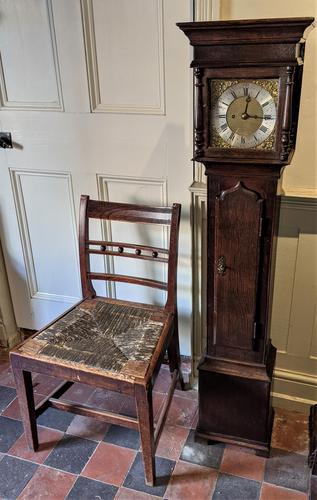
10, 195, 185, 486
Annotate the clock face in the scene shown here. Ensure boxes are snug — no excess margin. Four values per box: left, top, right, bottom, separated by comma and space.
210, 80, 278, 150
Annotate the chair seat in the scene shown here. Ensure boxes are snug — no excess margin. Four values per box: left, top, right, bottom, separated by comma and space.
19, 298, 170, 381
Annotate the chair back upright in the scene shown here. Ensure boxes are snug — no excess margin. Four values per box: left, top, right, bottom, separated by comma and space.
78, 195, 181, 313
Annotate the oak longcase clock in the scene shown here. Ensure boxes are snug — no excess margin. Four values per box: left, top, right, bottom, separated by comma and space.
177, 18, 314, 455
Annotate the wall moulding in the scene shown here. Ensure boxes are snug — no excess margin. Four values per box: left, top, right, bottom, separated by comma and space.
9, 169, 80, 304
189, 182, 207, 378
97, 173, 168, 298
81, 0, 165, 115
0, 0, 63, 111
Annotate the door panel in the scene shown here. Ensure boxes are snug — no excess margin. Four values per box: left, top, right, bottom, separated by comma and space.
0, 0, 192, 357
0, 0, 62, 110
82, 0, 165, 114
214, 182, 263, 353
10, 169, 81, 302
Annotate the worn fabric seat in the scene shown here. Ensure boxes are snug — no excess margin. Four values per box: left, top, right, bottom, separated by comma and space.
11, 196, 185, 487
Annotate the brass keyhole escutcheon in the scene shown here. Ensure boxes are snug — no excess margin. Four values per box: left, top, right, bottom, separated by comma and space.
217, 256, 227, 276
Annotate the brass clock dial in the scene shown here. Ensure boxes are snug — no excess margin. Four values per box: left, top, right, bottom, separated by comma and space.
210, 80, 278, 149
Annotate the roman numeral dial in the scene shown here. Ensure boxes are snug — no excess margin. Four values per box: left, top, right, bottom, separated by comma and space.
211, 80, 277, 149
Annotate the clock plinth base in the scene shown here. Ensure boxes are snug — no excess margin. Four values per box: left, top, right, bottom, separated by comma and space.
196, 344, 276, 456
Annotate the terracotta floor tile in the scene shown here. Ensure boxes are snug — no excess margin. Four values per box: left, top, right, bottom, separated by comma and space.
82, 441, 136, 486
61, 383, 95, 404
67, 414, 109, 441
17, 466, 76, 499
121, 396, 138, 418
32, 374, 63, 396
165, 460, 218, 500
175, 386, 198, 400
0, 365, 16, 387
8, 426, 64, 464
153, 367, 171, 393
220, 447, 266, 481
0, 360, 10, 374
225, 444, 257, 456
156, 425, 190, 460
260, 482, 308, 499
121, 393, 164, 421
153, 392, 167, 422
272, 408, 309, 455
87, 388, 125, 413
116, 486, 160, 499
3, 393, 45, 420
165, 395, 197, 428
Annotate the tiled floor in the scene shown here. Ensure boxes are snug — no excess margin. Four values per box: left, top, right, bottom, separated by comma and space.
0, 355, 313, 499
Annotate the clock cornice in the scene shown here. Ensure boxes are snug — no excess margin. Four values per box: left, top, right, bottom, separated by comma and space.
177, 17, 314, 68
176, 17, 314, 45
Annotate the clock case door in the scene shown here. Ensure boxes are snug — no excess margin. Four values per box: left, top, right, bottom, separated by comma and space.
195, 65, 302, 164
206, 170, 280, 365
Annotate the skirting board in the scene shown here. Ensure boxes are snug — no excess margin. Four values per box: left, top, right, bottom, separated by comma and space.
272, 371, 317, 414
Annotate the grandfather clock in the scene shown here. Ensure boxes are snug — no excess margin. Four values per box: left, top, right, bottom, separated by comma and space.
177, 18, 314, 455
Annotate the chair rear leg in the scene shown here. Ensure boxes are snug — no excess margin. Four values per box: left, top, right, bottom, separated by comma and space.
135, 384, 155, 486
11, 359, 38, 451
167, 319, 185, 391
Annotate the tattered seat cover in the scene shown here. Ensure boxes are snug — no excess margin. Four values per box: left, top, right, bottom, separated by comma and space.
35, 299, 165, 375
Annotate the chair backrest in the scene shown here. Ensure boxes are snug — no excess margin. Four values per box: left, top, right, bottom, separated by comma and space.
79, 195, 181, 312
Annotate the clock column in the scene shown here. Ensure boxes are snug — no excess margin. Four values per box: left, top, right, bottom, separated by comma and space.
177, 18, 314, 454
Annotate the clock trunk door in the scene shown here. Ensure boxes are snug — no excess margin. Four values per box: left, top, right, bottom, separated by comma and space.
211, 182, 263, 360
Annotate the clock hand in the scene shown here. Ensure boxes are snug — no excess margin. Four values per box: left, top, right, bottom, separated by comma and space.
244, 96, 251, 113
247, 114, 263, 119
241, 96, 251, 120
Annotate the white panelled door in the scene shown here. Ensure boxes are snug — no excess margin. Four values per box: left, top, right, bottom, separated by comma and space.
0, 0, 192, 353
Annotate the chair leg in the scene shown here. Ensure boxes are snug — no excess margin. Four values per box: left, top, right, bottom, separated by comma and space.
167, 319, 185, 391
135, 384, 155, 486
11, 362, 38, 451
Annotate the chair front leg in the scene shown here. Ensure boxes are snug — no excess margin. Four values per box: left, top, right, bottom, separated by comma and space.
11, 357, 38, 451
135, 383, 155, 486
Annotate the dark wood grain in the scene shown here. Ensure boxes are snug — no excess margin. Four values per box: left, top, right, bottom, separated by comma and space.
178, 17, 313, 455
178, 18, 313, 164
87, 199, 172, 225
10, 196, 185, 486
176, 18, 314, 46
11, 355, 38, 451
135, 384, 155, 486
213, 182, 263, 357
46, 399, 139, 430
87, 272, 168, 290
